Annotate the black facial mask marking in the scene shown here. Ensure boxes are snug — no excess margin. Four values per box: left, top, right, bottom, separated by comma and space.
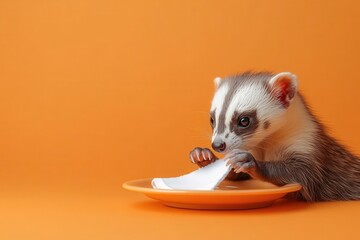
230, 110, 259, 138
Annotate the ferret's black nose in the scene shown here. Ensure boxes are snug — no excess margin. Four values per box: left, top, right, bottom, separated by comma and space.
212, 141, 226, 153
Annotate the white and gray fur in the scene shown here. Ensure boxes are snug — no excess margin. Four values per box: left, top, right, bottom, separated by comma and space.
210, 72, 360, 201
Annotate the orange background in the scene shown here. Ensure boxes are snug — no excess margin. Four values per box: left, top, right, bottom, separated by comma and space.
1, 0, 360, 239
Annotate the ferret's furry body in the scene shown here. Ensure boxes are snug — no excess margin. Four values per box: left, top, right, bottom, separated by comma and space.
190, 72, 360, 201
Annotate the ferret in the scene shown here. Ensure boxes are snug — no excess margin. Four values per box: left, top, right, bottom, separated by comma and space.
189, 72, 360, 201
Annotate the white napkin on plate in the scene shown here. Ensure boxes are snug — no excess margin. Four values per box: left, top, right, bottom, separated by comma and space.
152, 159, 231, 190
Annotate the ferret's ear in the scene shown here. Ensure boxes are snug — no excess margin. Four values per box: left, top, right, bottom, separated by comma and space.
268, 72, 298, 108
214, 77, 222, 89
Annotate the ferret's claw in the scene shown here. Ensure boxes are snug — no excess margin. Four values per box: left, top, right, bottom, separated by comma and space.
195, 150, 201, 162
206, 151, 211, 160
202, 151, 207, 160
190, 154, 195, 163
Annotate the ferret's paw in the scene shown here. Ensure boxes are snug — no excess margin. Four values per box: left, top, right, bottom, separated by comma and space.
225, 151, 256, 174
189, 147, 217, 167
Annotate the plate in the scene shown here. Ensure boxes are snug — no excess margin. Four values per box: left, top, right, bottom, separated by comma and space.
123, 178, 302, 210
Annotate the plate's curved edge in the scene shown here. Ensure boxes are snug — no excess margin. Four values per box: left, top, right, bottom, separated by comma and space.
122, 178, 302, 196
161, 200, 277, 210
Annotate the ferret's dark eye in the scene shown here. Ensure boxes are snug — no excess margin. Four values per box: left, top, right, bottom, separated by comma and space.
238, 116, 250, 128
210, 117, 215, 127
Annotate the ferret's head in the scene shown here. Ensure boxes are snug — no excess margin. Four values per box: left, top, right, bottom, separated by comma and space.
210, 72, 298, 154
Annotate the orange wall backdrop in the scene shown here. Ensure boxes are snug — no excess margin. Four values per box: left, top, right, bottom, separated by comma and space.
1, 0, 360, 194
